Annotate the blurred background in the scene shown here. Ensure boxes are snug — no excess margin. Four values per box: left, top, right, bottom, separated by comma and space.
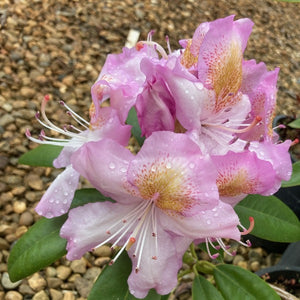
0, 0, 299, 299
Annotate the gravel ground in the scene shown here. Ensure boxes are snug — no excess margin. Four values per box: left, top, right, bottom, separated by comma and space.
0, 0, 299, 299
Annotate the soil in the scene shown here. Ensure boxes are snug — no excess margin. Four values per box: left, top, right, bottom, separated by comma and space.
0, 0, 300, 299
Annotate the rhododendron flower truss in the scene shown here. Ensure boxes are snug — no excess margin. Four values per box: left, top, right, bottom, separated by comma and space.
26, 95, 131, 218
61, 132, 244, 298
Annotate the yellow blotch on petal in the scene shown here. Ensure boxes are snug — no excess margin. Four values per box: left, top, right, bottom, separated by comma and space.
181, 40, 199, 69
207, 40, 243, 112
217, 168, 258, 197
133, 160, 195, 214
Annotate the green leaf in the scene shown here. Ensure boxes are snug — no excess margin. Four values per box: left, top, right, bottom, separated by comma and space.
214, 264, 280, 300
192, 275, 224, 300
70, 188, 115, 209
19, 144, 63, 167
8, 215, 67, 282
88, 252, 164, 300
288, 118, 300, 128
126, 107, 145, 146
235, 194, 300, 242
281, 161, 300, 187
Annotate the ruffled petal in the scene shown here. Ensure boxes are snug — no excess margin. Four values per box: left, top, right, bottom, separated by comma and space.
35, 165, 80, 218
213, 151, 276, 205
60, 201, 138, 260
71, 139, 140, 204
127, 131, 219, 215
127, 227, 191, 298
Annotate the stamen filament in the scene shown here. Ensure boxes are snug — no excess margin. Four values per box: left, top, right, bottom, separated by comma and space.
136, 41, 169, 59
240, 217, 255, 235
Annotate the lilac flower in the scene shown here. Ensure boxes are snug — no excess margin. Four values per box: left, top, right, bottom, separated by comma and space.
60, 131, 243, 298
26, 95, 131, 218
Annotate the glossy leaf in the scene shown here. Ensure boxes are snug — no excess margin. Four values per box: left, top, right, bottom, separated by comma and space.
70, 188, 114, 209
281, 161, 300, 187
192, 275, 224, 300
8, 215, 67, 282
19, 144, 63, 167
214, 264, 280, 300
126, 107, 145, 146
288, 118, 300, 128
88, 252, 164, 300
235, 194, 300, 242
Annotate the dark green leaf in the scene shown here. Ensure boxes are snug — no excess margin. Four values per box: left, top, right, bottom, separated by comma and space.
214, 264, 280, 300
192, 275, 224, 300
8, 215, 67, 282
126, 107, 145, 146
19, 144, 63, 167
281, 161, 300, 187
88, 252, 164, 300
288, 118, 300, 128
235, 195, 300, 242
70, 188, 115, 209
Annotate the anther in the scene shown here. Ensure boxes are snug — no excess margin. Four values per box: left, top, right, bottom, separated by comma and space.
241, 217, 255, 235
44, 94, 50, 102
291, 138, 299, 147
125, 237, 136, 251
152, 256, 157, 260
136, 41, 144, 51
25, 128, 31, 137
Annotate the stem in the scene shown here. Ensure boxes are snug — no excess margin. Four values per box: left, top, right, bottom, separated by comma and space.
177, 268, 193, 279
190, 242, 198, 259
196, 260, 216, 275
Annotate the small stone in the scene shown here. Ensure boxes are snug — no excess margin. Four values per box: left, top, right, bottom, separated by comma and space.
25, 191, 37, 202
0, 114, 14, 127
233, 255, 245, 265
11, 186, 26, 196
45, 266, 57, 277
18, 283, 35, 295
20, 87, 35, 98
83, 267, 101, 282
0, 237, 10, 250
25, 174, 44, 190
92, 245, 112, 257
63, 291, 76, 300
94, 257, 111, 267
49, 289, 63, 300
1, 272, 22, 289
56, 265, 72, 280
19, 211, 34, 226
237, 261, 248, 270
74, 277, 93, 298
46, 277, 63, 289
4, 291, 23, 300
28, 273, 47, 292
13, 201, 27, 214
250, 260, 261, 272
70, 258, 87, 274
15, 226, 28, 238
32, 290, 50, 300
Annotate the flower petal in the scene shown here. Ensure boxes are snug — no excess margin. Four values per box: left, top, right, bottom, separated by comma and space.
213, 151, 276, 205
127, 227, 191, 298
71, 139, 140, 204
60, 201, 138, 260
35, 165, 80, 218
127, 131, 219, 215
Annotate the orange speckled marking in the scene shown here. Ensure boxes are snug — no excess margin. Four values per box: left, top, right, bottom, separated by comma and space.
127, 158, 196, 215
204, 40, 243, 112
217, 168, 258, 197
181, 40, 198, 69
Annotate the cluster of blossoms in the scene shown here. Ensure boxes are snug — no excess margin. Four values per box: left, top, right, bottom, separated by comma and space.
27, 16, 293, 298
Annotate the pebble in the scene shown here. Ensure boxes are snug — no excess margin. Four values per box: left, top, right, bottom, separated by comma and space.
94, 257, 111, 267
28, 273, 47, 292
92, 245, 112, 257
56, 266, 72, 280
0, 238, 10, 250
13, 201, 27, 214
1, 272, 22, 289
63, 291, 76, 300
232, 254, 245, 266
74, 277, 92, 298
32, 290, 50, 300
25, 174, 44, 191
4, 291, 23, 300
19, 211, 34, 226
0, 114, 15, 127
47, 277, 63, 289
70, 258, 87, 274
250, 260, 261, 272
49, 289, 64, 300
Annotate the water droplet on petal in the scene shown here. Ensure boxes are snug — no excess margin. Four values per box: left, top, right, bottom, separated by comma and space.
60, 209, 65, 214
63, 199, 68, 204
206, 219, 211, 225
64, 192, 68, 196
151, 166, 156, 172
49, 198, 54, 203
195, 82, 203, 90
189, 162, 195, 169
55, 200, 60, 204
212, 207, 217, 212
166, 162, 172, 169
120, 167, 127, 173
201, 211, 205, 215
214, 213, 219, 217
109, 162, 116, 170
54, 189, 58, 193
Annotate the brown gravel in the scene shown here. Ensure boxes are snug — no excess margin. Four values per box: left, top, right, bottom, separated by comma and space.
0, 0, 300, 299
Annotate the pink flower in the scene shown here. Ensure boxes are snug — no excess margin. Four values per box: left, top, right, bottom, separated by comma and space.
61, 131, 242, 298
26, 96, 131, 218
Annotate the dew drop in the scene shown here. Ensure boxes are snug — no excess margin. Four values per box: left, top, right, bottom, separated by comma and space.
189, 162, 195, 169
54, 189, 58, 193
55, 200, 60, 204
166, 162, 172, 169
49, 198, 54, 203
206, 219, 211, 225
60, 209, 65, 214
185, 90, 189, 94
214, 213, 219, 217
195, 82, 203, 90
64, 192, 68, 196
63, 199, 68, 204
151, 166, 156, 172
212, 207, 217, 212
109, 162, 116, 170
204, 192, 209, 197
120, 167, 127, 173
201, 211, 206, 215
